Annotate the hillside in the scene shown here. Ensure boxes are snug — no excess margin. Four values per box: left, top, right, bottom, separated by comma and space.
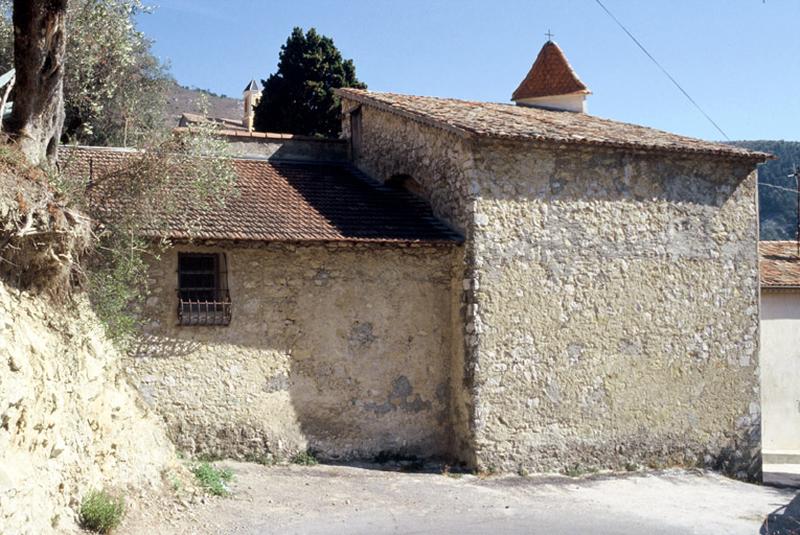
0, 153, 181, 533
730, 140, 800, 240
164, 81, 243, 127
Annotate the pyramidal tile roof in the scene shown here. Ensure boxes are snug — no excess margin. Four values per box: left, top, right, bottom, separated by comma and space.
244, 79, 260, 92
512, 41, 590, 101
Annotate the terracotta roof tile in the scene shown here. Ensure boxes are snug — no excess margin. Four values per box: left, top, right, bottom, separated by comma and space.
179, 113, 247, 131
173, 125, 345, 143
60, 146, 461, 245
761, 241, 800, 288
512, 41, 590, 100
336, 89, 771, 162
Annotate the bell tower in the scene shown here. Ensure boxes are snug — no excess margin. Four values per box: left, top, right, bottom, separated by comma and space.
242, 79, 262, 130
511, 39, 591, 113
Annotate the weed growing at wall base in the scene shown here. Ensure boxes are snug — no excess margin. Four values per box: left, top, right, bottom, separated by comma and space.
291, 450, 319, 466
79, 490, 126, 534
244, 452, 281, 465
192, 462, 234, 496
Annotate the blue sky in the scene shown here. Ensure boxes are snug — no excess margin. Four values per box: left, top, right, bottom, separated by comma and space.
138, 0, 799, 141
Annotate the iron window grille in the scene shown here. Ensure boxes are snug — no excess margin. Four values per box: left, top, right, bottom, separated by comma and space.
177, 253, 231, 326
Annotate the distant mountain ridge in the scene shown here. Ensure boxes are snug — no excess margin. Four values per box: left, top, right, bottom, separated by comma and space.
164, 81, 242, 128
729, 140, 800, 240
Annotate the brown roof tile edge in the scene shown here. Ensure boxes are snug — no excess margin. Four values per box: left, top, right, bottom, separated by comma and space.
760, 240, 800, 288
336, 89, 772, 163
173, 126, 347, 143
763, 285, 800, 290
148, 235, 461, 247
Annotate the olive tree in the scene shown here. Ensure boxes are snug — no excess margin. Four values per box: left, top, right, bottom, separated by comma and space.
5, 0, 68, 165
3, 0, 236, 346
0, 0, 169, 150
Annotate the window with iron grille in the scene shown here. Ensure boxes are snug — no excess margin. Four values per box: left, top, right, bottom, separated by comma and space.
177, 253, 231, 326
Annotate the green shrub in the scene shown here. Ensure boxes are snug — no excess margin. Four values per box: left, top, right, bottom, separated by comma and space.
79, 490, 125, 534
192, 462, 234, 496
291, 450, 318, 466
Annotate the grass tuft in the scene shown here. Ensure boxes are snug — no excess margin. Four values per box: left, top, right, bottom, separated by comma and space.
192, 462, 234, 496
79, 490, 125, 534
291, 450, 319, 466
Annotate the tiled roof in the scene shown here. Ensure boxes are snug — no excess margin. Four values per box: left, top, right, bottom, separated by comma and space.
179, 113, 248, 131
175, 114, 345, 144
761, 241, 800, 288
244, 79, 260, 92
336, 89, 771, 162
512, 41, 590, 100
60, 146, 461, 245
173, 125, 346, 144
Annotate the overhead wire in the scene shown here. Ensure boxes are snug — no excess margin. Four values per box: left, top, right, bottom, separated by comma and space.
760, 182, 800, 195
593, 0, 731, 141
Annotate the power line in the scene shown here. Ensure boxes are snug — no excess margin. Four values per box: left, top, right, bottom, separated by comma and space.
760, 182, 800, 194
593, 0, 731, 141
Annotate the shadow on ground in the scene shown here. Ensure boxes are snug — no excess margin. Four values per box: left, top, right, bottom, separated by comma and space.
761, 493, 800, 535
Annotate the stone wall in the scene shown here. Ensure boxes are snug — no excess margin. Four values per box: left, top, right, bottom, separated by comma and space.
0, 283, 177, 534
468, 142, 760, 477
131, 243, 457, 462
344, 101, 476, 462
342, 97, 761, 477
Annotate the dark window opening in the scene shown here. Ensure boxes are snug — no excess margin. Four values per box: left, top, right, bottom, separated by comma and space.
349, 107, 362, 160
387, 174, 424, 197
177, 253, 231, 326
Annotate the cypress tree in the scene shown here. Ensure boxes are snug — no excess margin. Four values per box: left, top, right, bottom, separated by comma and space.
254, 27, 366, 137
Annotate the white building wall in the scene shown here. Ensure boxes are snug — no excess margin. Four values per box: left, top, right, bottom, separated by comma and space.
761, 289, 800, 483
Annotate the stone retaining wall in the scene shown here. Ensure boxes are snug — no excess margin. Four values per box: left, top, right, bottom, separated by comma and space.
0, 284, 177, 534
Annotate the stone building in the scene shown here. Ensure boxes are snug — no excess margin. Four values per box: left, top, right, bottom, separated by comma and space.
67, 41, 769, 476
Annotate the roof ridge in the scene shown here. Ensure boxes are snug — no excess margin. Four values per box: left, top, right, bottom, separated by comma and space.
336, 89, 772, 162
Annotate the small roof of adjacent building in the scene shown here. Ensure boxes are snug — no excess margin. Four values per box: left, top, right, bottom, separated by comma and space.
512, 41, 590, 101
760, 241, 800, 289
175, 114, 346, 145
336, 89, 771, 162
179, 112, 247, 131
61, 146, 461, 245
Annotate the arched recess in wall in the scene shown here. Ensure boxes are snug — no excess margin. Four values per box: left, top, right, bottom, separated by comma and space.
386, 174, 424, 198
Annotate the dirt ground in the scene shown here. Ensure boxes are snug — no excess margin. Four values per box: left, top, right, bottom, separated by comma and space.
120, 462, 800, 535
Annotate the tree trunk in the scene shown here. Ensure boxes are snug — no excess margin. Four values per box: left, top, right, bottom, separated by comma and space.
6, 0, 68, 166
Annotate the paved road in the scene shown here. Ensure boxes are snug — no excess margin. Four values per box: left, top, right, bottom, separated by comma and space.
122, 462, 800, 535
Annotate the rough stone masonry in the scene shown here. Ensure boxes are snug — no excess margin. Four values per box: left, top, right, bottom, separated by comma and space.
340, 91, 764, 477
129, 243, 460, 461
120, 86, 766, 478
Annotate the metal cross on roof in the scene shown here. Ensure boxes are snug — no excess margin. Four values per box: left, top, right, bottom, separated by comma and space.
545, 30, 554, 41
